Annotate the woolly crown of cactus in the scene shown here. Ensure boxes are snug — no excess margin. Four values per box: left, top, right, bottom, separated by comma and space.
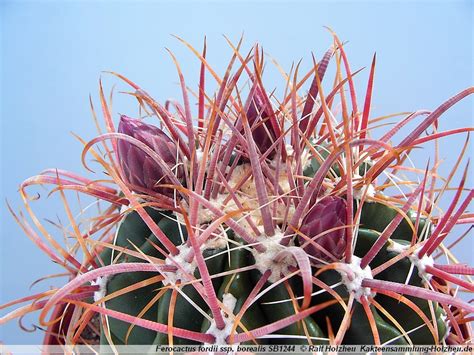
2, 33, 473, 348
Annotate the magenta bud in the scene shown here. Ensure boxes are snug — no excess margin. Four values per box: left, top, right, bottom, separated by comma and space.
244, 88, 277, 157
298, 195, 347, 262
117, 115, 183, 196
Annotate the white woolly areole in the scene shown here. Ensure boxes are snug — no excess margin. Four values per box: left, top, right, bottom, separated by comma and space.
91, 276, 109, 303
338, 256, 375, 302
386, 239, 408, 254
331, 174, 375, 201
409, 249, 434, 281
352, 173, 376, 200
176, 207, 229, 250
205, 293, 238, 345
201, 227, 229, 250
222, 292, 238, 313
353, 183, 376, 200
251, 232, 297, 283
184, 147, 207, 171
387, 241, 434, 281
195, 147, 205, 163
204, 193, 239, 224
279, 145, 312, 171
163, 244, 195, 286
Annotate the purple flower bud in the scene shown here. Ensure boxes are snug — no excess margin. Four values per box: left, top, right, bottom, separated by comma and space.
117, 115, 183, 196
244, 88, 277, 157
298, 196, 347, 262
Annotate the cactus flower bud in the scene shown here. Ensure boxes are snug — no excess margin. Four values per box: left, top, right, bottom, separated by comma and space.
244, 88, 277, 157
298, 196, 347, 262
117, 115, 183, 196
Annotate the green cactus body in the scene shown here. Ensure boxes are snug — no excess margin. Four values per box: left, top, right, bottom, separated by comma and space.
373, 241, 447, 344
354, 228, 447, 344
154, 247, 226, 345
155, 283, 207, 345
100, 209, 182, 344
202, 245, 268, 344
343, 303, 408, 345
303, 143, 373, 178
252, 272, 326, 345
307, 216, 446, 346
359, 202, 432, 242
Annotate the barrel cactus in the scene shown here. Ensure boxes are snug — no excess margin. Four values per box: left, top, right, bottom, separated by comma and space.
2, 34, 473, 348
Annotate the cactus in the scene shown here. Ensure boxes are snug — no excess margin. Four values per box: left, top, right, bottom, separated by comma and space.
3, 34, 473, 348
